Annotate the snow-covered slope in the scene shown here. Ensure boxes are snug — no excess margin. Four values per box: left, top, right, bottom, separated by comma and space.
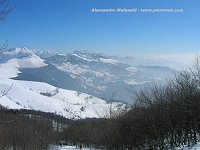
0, 47, 175, 106
0, 47, 47, 78
43, 51, 175, 103
0, 48, 127, 119
0, 79, 125, 119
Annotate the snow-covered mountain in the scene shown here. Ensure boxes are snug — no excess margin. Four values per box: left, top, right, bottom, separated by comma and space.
0, 79, 124, 119
35, 50, 175, 103
0, 48, 176, 106
0, 48, 127, 119
0, 47, 47, 78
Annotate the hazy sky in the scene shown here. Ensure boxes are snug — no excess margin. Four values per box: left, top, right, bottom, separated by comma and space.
0, 0, 200, 55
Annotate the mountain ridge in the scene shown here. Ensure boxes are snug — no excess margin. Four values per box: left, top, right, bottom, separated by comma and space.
1, 48, 176, 104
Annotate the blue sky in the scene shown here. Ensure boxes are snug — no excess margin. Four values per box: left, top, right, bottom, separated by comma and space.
0, 0, 200, 54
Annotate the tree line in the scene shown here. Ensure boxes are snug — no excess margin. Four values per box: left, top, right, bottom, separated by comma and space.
62, 59, 200, 149
0, 106, 72, 150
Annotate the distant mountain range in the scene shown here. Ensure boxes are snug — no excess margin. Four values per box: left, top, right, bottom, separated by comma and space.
12, 48, 176, 102
39, 49, 176, 103
0, 47, 177, 118
0, 48, 128, 119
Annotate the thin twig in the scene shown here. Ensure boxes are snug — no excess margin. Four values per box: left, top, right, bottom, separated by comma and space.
0, 83, 13, 99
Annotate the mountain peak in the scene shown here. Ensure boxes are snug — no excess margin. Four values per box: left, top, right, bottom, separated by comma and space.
1, 47, 34, 57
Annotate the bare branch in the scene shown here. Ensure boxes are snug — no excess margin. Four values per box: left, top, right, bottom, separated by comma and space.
0, 0, 14, 21
0, 83, 13, 99
0, 40, 8, 51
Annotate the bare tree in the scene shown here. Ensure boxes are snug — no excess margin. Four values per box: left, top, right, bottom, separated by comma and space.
0, 0, 14, 52
0, 0, 13, 21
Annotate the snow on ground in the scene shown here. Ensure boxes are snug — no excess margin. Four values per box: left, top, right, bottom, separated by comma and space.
0, 62, 20, 78
0, 78, 125, 119
0, 48, 47, 78
50, 146, 99, 150
123, 79, 149, 85
99, 58, 119, 64
6, 54, 47, 68
0, 48, 126, 119
57, 62, 115, 78
174, 143, 200, 150
51, 144, 200, 150
50, 143, 200, 150
71, 53, 93, 62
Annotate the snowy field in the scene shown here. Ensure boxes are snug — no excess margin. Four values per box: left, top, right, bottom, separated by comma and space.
50, 146, 92, 150
50, 144, 200, 150
174, 143, 200, 150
